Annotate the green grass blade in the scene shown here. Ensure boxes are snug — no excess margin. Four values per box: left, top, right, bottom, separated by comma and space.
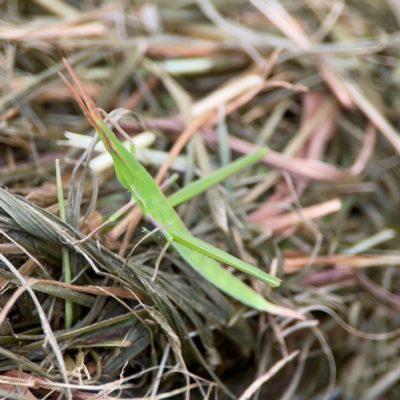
168, 147, 268, 207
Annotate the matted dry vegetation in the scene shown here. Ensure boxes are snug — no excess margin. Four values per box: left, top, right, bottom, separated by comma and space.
1, 0, 400, 399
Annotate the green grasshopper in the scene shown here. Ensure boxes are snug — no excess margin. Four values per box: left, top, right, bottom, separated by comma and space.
60, 59, 304, 320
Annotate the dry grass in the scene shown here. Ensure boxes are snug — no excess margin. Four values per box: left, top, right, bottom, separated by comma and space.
1, 0, 400, 399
